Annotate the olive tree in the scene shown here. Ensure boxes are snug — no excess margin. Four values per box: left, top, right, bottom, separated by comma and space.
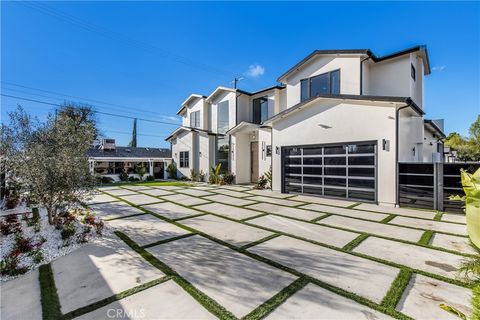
1, 105, 97, 224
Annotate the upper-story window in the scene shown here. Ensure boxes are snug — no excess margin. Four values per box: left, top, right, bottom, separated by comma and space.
217, 101, 229, 134
189, 111, 200, 128
301, 69, 341, 102
411, 64, 416, 81
253, 96, 268, 124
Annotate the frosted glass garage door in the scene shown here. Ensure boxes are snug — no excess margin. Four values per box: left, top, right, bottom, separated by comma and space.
282, 142, 377, 202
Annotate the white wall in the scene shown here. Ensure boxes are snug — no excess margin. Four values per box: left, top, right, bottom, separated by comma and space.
398, 111, 424, 162
258, 128, 272, 177
171, 130, 193, 178
422, 129, 440, 162
363, 56, 410, 98
198, 132, 212, 179
410, 54, 424, 109
237, 94, 251, 124
184, 98, 207, 130
283, 56, 362, 108
271, 100, 398, 206
231, 133, 251, 184
210, 91, 237, 133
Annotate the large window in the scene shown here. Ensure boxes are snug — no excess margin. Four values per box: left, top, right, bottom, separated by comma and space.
179, 151, 189, 168
300, 69, 341, 102
190, 111, 200, 128
216, 136, 229, 173
217, 101, 229, 134
253, 96, 269, 124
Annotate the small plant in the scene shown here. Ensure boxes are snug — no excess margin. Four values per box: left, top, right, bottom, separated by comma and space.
199, 170, 206, 182
32, 249, 44, 264
209, 163, 222, 184
222, 172, 235, 185
14, 233, 34, 253
0, 253, 28, 276
78, 225, 92, 243
137, 165, 146, 179
167, 163, 177, 179
94, 220, 104, 236
265, 166, 272, 189
128, 176, 140, 182
119, 170, 129, 181
0, 215, 21, 236
255, 175, 268, 189
190, 169, 199, 182
61, 223, 76, 240
100, 176, 114, 184
145, 175, 155, 181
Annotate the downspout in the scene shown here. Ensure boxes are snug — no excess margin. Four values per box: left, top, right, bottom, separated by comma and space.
395, 102, 412, 207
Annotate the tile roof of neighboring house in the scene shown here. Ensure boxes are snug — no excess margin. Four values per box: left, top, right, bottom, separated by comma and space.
277, 45, 430, 82
87, 146, 172, 159
263, 94, 424, 124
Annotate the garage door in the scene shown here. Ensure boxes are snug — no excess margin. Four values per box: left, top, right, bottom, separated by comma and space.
282, 142, 377, 202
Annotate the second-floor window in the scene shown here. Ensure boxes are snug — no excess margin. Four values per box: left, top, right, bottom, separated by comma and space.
217, 101, 229, 134
190, 111, 200, 128
179, 151, 189, 168
301, 69, 341, 102
253, 96, 268, 124
411, 64, 416, 81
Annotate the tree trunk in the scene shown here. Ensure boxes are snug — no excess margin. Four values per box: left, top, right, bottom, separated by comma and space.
47, 206, 54, 225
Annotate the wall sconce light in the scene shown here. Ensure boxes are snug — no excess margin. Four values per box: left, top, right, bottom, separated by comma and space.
276, 146, 280, 155
382, 139, 390, 151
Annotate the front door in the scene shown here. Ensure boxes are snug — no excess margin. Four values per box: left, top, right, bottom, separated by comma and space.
251, 142, 259, 183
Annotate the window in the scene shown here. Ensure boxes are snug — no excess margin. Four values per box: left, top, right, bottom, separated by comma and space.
189, 111, 200, 128
411, 64, 416, 81
300, 69, 341, 102
179, 151, 189, 168
253, 96, 269, 124
217, 101, 229, 134
216, 136, 229, 173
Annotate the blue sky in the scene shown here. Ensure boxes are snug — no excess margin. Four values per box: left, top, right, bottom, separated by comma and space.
2, 1, 479, 148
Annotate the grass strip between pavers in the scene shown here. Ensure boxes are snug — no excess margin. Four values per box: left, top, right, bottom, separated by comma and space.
342, 233, 369, 251
115, 231, 237, 320
242, 277, 310, 320
380, 269, 413, 309
240, 234, 281, 250
310, 213, 331, 222
434, 211, 444, 221
61, 276, 172, 319
380, 214, 396, 224
418, 230, 434, 246
39, 263, 62, 320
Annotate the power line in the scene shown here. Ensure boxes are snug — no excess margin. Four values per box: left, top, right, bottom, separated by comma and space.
18, 1, 237, 78
1, 81, 170, 118
102, 129, 167, 138
1, 93, 180, 126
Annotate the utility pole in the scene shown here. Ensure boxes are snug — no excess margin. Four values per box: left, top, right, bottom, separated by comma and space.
232, 77, 244, 89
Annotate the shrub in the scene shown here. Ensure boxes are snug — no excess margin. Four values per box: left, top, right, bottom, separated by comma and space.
222, 172, 235, 185
265, 167, 272, 189
145, 175, 155, 181
32, 249, 44, 264
190, 169, 199, 182
199, 170, 206, 182
0, 215, 21, 236
128, 176, 140, 182
14, 234, 34, 253
167, 163, 177, 179
255, 175, 268, 189
209, 164, 222, 184
119, 171, 129, 181
136, 165, 146, 178
61, 223, 76, 240
100, 176, 114, 184
0, 254, 28, 276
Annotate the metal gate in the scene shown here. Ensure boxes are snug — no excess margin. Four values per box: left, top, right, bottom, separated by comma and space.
282, 141, 377, 202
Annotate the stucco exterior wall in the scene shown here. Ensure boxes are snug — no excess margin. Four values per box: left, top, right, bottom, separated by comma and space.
284, 56, 362, 108
210, 91, 237, 134
398, 111, 424, 162
231, 133, 251, 184
271, 100, 397, 206
363, 56, 410, 98
171, 130, 193, 178
258, 128, 272, 177
422, 129, 440, 162
410, 54, 424, 109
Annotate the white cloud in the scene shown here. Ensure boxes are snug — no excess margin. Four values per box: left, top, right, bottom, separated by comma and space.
245, 64, 265, 77
432, 65, 446, 72
162, 115, 180, 122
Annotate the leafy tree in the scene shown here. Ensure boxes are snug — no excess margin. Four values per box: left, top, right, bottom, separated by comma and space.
128, 118, 137, 147
445, 116, 480, 161
1, 105, 97, 224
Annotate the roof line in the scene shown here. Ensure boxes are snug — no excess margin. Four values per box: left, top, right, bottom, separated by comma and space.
424, 119, 446, 138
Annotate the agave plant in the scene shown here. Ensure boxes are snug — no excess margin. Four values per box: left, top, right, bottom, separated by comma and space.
209, 163, 222, 184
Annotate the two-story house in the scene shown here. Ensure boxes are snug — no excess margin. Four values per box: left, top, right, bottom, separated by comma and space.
166, 45, 445, 207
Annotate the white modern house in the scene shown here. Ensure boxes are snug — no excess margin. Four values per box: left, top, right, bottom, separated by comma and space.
166, 46, 445, 206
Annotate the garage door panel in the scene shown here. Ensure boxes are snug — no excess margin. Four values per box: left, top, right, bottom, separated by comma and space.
282, 142, 377, 202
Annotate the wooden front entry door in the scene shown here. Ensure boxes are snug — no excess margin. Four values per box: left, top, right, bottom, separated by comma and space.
251, 142, 259, 183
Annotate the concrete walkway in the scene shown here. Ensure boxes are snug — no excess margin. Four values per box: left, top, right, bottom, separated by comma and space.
2, 184, 473, 320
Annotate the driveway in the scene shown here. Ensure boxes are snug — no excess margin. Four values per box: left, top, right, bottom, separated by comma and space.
1, 184, 473, 320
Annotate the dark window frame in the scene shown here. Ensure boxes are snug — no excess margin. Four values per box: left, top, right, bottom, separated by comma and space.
300, 69, 341, 102
411, 64, 416, 81
179, 151, 189, 168
252, 96, 269, 124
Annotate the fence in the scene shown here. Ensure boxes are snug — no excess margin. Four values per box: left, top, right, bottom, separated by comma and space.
398, 162, 479, 213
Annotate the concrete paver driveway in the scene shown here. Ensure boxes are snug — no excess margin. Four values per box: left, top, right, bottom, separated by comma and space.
1, 183, 472, 320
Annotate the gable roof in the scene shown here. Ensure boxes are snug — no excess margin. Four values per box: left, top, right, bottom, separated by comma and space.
277, 45, 430, 82
165, 126, 215, 142
87, 146, 171, 159
205, 86, 237, 103
263, 94, 424, 124
176, 94, 207, 115
424, 119, 446, 138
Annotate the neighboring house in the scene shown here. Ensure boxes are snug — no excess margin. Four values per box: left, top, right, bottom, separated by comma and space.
87, 139, 172, 181
166, 45, 445, 206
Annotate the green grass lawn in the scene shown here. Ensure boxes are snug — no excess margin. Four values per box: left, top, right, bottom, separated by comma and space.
98, 180, 193, 187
